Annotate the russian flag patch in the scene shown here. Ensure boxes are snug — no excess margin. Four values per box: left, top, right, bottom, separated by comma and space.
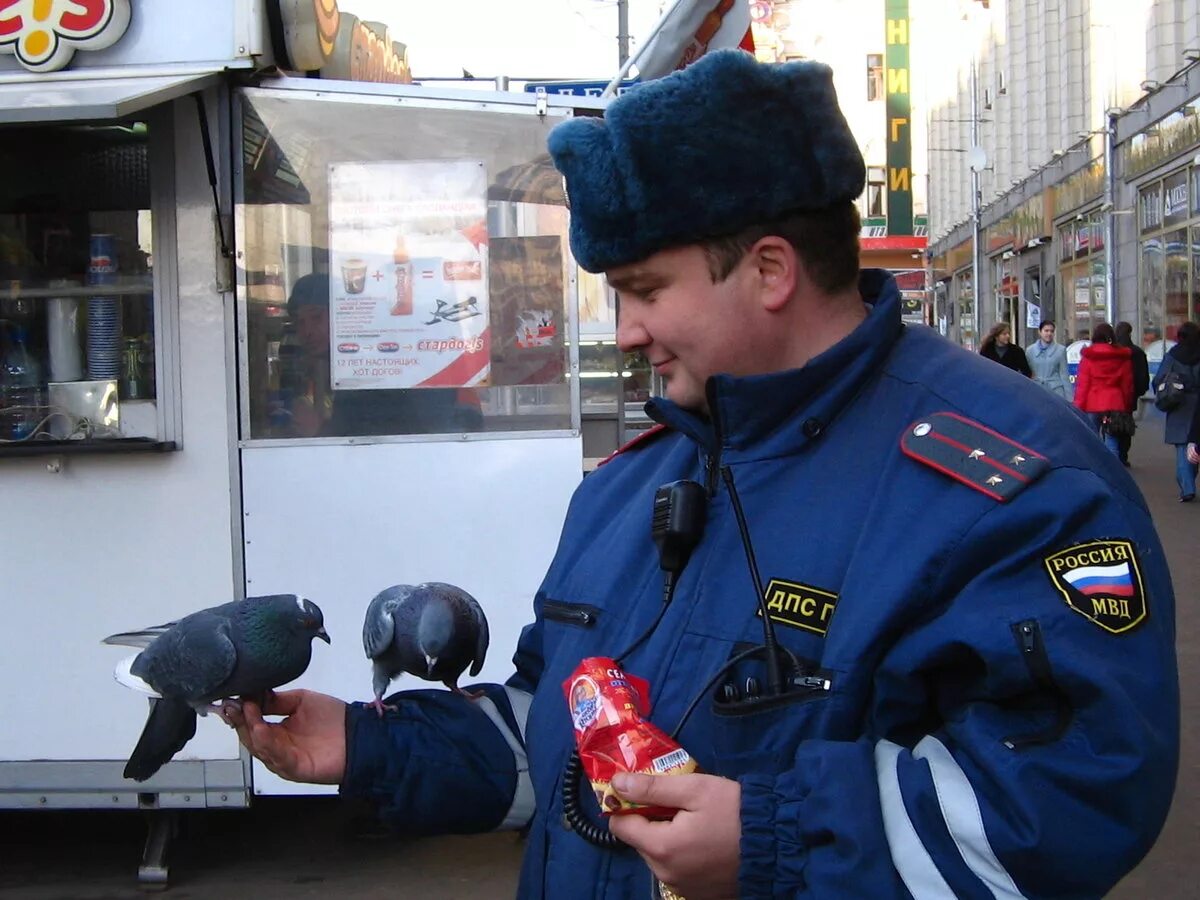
1044, 540, 1147, 634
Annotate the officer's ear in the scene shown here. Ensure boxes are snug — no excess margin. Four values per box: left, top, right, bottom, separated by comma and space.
745, 235, 798, 313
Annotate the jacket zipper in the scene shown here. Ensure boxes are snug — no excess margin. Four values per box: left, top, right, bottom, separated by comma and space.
704, 381, 723, 497
1003, 619, 1073, 750
542, 600, 598, 628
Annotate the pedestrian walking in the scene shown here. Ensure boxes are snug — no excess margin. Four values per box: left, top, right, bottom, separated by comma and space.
1026, 320, 1072, 399
980, 321, 1032, 376
1114, 321, 1150, 467
1074, 322, 1134, 457
1152, 320, 1200, 501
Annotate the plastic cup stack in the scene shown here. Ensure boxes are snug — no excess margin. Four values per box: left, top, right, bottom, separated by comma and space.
86, 297, 122, 379
86, 234, 122, 380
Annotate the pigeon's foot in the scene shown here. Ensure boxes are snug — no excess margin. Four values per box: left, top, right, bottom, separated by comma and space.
449, 684, 485, 701
368, 698, 398, 718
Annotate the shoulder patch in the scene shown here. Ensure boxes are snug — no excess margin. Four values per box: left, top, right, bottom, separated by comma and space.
900, 411, 1049, 501
1043, 539, 1147, 634
597, 423, 670, 467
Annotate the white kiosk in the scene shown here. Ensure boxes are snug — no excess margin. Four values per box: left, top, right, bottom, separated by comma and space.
0, 0, 598, 882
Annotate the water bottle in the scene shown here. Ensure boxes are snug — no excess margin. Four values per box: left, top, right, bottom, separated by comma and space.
1, 325, 47, 440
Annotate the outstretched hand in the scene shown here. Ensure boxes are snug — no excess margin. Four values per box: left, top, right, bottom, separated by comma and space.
607, 772, 741, 900
223, 688, 347, 785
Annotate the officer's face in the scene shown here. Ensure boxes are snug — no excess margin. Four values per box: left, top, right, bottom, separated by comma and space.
611, 245, 759, 412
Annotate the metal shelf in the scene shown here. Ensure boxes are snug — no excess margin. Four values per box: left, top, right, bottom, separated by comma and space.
0, 279, 153, 300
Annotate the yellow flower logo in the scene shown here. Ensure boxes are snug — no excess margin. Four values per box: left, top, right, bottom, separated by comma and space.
0, 0, 131, 73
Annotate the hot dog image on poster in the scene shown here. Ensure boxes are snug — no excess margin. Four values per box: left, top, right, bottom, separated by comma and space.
328, 159, 489, 390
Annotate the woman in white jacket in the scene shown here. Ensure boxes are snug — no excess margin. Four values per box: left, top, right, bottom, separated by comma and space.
1026, 320, 1073, 400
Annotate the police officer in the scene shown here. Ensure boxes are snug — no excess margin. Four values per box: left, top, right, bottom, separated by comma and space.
229, 50, 1178, 899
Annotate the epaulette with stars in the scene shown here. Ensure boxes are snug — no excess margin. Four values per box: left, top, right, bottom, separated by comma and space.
900, 412, 1049, 501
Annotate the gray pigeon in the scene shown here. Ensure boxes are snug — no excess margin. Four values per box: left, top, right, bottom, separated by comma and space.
362, 582, 489, 714
103, 594, 330, 782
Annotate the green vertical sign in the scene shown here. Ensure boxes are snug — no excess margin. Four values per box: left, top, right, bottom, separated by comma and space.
885, 0, 912, 235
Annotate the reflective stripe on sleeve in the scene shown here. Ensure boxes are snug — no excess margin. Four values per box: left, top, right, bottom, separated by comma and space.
913, 736, 1028, 900
876, 738, 1029, 900
875, 739, 958, 899
476, 687, 535, 829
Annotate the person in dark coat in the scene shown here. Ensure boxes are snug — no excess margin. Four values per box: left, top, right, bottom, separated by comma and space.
979, 321, 1032, 376
1074, 322, 1133, 457
1152, 320, 1200, 500
1113, 321, 1150, 467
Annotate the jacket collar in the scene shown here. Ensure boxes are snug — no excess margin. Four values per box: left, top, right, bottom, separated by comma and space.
646, 269, 904, 454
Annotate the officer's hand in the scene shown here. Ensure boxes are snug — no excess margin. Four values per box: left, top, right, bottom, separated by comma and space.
1188, 442, 1199, 465
224, 689, 346, 785
607, 772, 740, 900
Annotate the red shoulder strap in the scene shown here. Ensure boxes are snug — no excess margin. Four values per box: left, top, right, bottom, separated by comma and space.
597, 424, 670, 467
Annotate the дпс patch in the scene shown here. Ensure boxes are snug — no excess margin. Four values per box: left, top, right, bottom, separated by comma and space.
756, 578, 839, 636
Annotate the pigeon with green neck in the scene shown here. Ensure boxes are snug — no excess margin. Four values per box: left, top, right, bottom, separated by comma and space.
104, 594, 330, 782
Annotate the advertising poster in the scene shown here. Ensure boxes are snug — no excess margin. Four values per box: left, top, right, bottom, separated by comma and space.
489, 236, 566, 385
328, 159, 489, 390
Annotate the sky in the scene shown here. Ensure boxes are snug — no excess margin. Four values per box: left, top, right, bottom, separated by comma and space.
340, 0, 667, 81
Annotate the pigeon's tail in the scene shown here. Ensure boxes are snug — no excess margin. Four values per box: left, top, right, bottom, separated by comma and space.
113, 655, 161, 698
124, 697, 197, 782
103, 623, 174, 649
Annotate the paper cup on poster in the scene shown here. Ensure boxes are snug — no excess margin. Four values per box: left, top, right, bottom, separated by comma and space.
341, 258, 368, 294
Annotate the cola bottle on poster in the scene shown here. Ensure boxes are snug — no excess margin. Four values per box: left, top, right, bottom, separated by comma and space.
391, 234, 413, 316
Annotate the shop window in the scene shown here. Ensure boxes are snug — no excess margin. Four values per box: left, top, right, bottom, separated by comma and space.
1059, 224, 1075, 263
0, 121, 170, 449
957, 269, 975, 350
1057, 210, 1107, 343
867, 167, 886, 218
1192, 225, 1200, 326
238, 92, 575, 441
1140, 237, 1165, 348
1164, 228, 1190, 338
867, 54, 884, 101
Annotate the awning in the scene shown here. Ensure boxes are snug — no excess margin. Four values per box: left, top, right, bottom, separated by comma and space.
0, 71, 220, 124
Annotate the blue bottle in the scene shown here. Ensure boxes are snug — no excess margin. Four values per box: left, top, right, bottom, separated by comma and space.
1, 325, 47, 440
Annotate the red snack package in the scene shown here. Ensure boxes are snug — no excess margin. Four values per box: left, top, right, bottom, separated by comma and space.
563, 657, 697, 818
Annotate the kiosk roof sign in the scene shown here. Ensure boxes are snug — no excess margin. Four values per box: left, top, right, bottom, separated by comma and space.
0, 0, 131, 73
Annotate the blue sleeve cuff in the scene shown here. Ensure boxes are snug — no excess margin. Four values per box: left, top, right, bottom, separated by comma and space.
739, 771, 808, 898
338, 687, 518, 836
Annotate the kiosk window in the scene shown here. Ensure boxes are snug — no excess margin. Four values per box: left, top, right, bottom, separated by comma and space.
238, 92, 575, 440
0, 122, 162, 447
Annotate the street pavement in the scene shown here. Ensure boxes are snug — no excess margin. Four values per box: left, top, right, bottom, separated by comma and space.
0, 428, 1196, 899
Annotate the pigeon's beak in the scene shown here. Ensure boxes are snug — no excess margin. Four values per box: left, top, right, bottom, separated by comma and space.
316, 627, 331, 644
425, 654, 437, 675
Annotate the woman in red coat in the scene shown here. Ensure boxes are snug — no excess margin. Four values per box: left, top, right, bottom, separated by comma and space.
1074, 322, 1133, 456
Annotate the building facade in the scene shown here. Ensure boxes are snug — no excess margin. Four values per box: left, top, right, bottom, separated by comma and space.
753, 0, 930, 320
926, 0, 1200, 365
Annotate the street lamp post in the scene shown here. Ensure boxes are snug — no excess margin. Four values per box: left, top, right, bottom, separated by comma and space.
617, 0, 629, 65
1103, 109, 1118, 324
969, 54, 982, 350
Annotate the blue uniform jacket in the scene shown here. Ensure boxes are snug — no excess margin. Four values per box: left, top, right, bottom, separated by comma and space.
341, 271, 1178, 899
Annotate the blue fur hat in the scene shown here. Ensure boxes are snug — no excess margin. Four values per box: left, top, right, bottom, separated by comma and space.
548, 49, 865, 273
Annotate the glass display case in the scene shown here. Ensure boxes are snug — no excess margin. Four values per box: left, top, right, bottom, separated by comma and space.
0, 120, 166, 451
238, 91, 576, 440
